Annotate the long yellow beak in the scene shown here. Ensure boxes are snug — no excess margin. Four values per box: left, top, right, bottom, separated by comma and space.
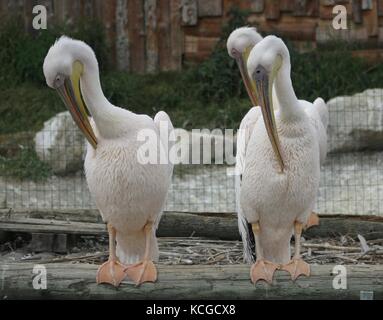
252, 65, 284, 173
55, 61, 97, 149
233, 47, 259, 107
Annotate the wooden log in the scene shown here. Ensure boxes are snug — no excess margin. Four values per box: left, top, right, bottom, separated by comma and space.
1, 263, 382, 299
1, 210, 383, 240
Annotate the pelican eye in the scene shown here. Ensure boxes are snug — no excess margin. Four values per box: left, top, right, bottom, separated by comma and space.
54, 74, 65, 88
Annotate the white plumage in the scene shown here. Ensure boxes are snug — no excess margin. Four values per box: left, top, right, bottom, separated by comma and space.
43, 36, 173, 286
228, 29, 328, 283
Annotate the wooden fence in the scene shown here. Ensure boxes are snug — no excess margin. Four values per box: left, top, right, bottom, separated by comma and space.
1, 0, 383, 73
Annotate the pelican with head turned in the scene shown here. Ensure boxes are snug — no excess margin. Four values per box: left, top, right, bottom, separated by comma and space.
228, 29, 328, 284
43, 36, 174, 287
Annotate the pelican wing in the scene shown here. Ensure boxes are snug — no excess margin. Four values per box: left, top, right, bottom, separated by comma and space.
236, 106, 262, 263
152, 111, 174, 230
300, 98, 329, 165
154, 111, 174, 177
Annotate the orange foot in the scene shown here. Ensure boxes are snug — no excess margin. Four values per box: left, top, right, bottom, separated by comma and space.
281, 258, 310, 281
96, 260, 127, 287
305, 212, 319, 230
250, 260, 279, 285
125, 260, 157, 286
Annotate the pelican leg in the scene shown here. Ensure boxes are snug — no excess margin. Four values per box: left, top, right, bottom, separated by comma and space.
250, 223, 279, 285
96, 223, 127, 287
281, 221, 310, 281
305, 212, 319, 230
124, 222, 157, 286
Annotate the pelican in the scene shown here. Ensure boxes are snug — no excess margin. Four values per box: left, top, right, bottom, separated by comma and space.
43, 36, 173, 286
229, 33, 328, 284
227, 27, 328, 167
227, 28, 327, 270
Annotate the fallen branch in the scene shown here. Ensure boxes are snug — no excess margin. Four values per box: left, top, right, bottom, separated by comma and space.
1, 209, 383, 240
1, 263, 382, 300
302, 243, 361, 252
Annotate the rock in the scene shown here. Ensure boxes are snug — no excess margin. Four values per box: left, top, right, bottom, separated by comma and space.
327, 88, 383, 153
34, 111, 85, 175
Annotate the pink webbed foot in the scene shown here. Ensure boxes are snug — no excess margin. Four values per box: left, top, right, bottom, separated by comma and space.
250, 260, 279, 285
125, 260, 157, 286
96, 260, 127, 287
280, 258, 310, 281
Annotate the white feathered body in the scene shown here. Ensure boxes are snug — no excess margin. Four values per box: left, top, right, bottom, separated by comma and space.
85, 110, 173, 265
238, 101, 323, 264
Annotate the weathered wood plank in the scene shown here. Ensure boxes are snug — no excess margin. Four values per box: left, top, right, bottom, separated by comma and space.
184, 35, 220, 63
23, 0, 35, 33
259, 17, 317, 41
53, 0, 66, 23
181, 0, 197, 26
169, 0, 183, 70
265, 0, 280, 20
353, 0, 363, 23
183, 17, 223, 37
1, 210, 383, 240
362, 0, 373, 9
100, 0, 117, 66
197, 0, 223, 17
128, 0, 146, 73
378, 0, 383, 15
145, 0, 159, 73
1, 263, 382, 299
280, 0, 295, 12
250, 0, 265, 13
115, 0, 130, 72
363, 0, 378, 36
158, 0, 172, 71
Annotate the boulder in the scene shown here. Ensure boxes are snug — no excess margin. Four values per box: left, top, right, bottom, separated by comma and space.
327, 88, 383, 153
34, 111, 85, 175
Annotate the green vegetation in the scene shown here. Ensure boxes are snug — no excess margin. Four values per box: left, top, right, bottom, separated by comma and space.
0, 148, 52, 181
1, 8, 383, 180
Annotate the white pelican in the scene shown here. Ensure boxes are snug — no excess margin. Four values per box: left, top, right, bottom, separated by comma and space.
227, 27, 328, 167
43, 36, 173, 286
227, 28, 327, 271
230, 34, 327, 284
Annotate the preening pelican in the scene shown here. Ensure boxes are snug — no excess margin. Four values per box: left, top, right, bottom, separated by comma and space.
228, 27, 328, 168
43, 36, 173, 286
228, 28, 326, 268
231, 33, 328, 284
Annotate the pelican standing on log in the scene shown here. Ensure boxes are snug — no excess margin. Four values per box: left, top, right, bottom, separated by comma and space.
43, 37, 174, 287
228, 30, 328, 284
